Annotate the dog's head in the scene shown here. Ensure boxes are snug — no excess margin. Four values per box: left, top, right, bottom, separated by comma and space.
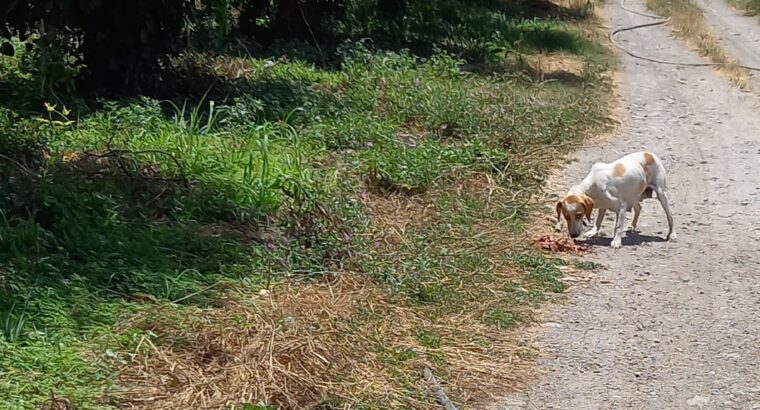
555, 194, 594, 239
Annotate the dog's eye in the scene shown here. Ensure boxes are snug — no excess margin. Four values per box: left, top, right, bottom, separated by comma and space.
575, 213, 583, 219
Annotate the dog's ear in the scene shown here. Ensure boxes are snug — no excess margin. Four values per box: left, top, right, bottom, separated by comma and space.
554, 201, 564, 232
581, 195, 594, 221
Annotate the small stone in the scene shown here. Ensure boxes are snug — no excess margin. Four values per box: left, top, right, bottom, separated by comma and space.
687, 395, 710, 407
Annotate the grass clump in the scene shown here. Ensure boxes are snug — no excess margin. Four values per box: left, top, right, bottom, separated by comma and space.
0, 0, 616, 408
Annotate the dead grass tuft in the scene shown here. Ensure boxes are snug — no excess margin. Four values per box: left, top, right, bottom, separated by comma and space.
366, 191, 437, 250
509, 52, 588, 83
114, 275, 533, 409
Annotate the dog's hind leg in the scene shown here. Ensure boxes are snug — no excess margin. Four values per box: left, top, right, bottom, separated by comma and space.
628, 203, 642, 232
654, 187, 676, 240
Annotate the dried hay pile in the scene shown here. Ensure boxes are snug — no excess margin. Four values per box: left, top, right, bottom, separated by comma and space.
116, 275, 532, 409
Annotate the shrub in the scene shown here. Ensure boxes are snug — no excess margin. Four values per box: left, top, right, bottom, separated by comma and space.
1, 0, 192, 95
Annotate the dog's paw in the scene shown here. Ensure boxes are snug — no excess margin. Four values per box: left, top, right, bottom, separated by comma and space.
581, 229, 599, 239
667, 231, 678, 241
610, 239, 622, 249
626, 225, 638, 233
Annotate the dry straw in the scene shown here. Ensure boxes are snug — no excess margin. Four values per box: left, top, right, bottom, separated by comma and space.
115, 274, 533, 409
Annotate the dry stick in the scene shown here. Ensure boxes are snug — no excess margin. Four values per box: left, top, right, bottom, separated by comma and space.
170, 281, 223, 304
422, 367, 459, 410
0, 153, 41, 176
104, 133, 189, 184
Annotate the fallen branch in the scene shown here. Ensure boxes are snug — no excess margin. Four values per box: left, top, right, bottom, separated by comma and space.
103, 134, 189, 186
422, 367, 458, 410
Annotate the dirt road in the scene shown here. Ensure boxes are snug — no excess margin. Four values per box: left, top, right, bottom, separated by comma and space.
494, 0, 760, 408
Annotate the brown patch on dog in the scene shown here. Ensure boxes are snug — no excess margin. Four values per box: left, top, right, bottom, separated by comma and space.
642, 152, 655, 180
613, 163, 626, 177
643, 152, 655, 166
639, 164, 652, 180
579, 194, 594, 221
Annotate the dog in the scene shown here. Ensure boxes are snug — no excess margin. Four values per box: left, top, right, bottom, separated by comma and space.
555, 151, 676, 248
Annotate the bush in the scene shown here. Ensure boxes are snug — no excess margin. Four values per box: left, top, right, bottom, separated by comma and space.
1, 0, 192, 95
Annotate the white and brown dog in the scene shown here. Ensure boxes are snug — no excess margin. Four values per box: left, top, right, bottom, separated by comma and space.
555, 151, 676, 248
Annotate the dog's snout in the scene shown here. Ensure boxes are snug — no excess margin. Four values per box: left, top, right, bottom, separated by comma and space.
568, 224, 584, 238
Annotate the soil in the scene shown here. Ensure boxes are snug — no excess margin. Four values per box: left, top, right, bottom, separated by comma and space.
492, 0, 760, 408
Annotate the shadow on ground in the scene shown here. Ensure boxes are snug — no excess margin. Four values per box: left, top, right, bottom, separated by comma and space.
583, 231, 667, 247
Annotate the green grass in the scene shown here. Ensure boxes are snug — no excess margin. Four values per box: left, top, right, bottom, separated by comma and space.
0, 2, 615, 408
513, 253, 567, 294
485, 307, 521, 329
0, 336, 116, 409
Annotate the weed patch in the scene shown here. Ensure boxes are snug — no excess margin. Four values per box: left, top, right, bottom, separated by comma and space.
513, 253, 568, 294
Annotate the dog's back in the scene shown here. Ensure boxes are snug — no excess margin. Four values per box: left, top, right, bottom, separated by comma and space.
615, 151, 667, 191
608, 151, 665, 184
580, 151, 668, 208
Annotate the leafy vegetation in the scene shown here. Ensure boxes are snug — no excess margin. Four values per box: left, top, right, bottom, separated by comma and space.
0, 0, 614, 408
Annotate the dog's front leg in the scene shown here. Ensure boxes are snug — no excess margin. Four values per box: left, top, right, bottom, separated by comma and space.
611, 208, 627, 248
582, 208, 606, 239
